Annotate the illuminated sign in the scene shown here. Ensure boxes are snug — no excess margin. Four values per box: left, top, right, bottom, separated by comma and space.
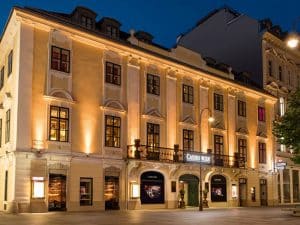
276, 161, 287, 170
184, 152, 211, 164
131, 183, 140, 198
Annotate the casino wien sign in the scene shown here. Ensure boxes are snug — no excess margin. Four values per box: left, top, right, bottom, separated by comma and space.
184, 152, 211, 164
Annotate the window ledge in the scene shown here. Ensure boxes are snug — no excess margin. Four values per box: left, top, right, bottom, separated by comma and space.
46, 140, 71, 151
105, 82, 122, 89
50, 69, 71, 78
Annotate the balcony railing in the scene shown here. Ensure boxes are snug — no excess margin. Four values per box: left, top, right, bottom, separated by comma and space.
127, 145, 246, 169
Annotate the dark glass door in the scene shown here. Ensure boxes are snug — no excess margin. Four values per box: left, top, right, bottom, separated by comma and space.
239, 178, 247, 206
48, 174, 66, 211
260, 179, 268, 206
105, 176, 120, 210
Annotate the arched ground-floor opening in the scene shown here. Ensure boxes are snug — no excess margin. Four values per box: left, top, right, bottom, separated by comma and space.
140, 171, 165, 204
179, 174, 199, 207
211, 174, 227, 202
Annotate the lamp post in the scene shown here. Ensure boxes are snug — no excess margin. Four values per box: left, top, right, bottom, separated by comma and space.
199, 107, 214, 211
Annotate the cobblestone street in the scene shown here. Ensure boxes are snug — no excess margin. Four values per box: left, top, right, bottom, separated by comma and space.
0, 207, 298, 225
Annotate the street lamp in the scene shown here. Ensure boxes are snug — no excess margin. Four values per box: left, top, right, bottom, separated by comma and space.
286, 33, 299, 48
286, 17, 300, 49
199, 107, 214, 211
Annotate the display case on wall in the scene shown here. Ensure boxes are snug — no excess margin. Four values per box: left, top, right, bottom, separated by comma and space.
80, 178, 93, 206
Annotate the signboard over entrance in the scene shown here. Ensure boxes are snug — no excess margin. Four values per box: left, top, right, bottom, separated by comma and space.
184, 152, 211, 164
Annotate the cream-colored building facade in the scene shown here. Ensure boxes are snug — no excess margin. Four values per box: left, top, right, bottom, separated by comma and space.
262, 30, 300, 205
177, 7, 300, 205
0, 6, 277, 213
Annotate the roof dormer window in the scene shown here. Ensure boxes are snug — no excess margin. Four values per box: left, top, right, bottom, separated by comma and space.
106, 25, 118, 38
81, 15, 92, 29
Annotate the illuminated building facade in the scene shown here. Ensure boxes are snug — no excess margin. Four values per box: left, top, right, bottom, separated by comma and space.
0, 6, 277, 213
178, 6, 300, 205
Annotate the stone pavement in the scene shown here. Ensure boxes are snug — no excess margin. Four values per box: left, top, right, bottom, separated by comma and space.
0, 207, 298, 225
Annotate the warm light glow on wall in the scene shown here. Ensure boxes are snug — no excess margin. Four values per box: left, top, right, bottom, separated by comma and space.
131, 182, 140, 198
167, 127, 176, 148
33, 119, 45, 149
32, 177, 45, 198
84, 127, 92, 154
250, 146, 255, 168
130, 134, 137, 145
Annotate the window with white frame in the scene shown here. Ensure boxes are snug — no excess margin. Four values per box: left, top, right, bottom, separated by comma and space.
105, 115, 121, 148
51, 46, 70, 73
49, 106, 69, 142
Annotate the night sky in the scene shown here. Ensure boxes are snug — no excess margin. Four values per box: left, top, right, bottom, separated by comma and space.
1, 0, 300, 48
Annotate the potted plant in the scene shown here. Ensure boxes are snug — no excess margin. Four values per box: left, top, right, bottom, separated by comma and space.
179, 189, 185, 208
203, 189, 209, 208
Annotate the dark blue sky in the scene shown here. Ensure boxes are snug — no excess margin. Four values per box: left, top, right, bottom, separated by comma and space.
1, 0, 300, 48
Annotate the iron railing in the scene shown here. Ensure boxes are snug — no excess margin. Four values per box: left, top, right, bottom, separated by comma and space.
127, 145, 246, 169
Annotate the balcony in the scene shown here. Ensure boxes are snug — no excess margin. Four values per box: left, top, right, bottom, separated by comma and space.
127, 145, 246, 169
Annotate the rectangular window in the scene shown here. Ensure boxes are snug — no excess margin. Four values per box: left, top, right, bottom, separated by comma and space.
147, 123, 160, 147
4, 170, 8, 201
259, 142, 266, 164
0, 66, 4, 90
182, 84, 193, 104
147, 74, 160, 95
5, 109, 10, 143
279, 66, 283, 81
268, 60, 272, 77
105, 62, 121, 85
80, 178, 93, 206
214, 135, 224, 155
183, 129, 194, 151
49, 106, 69, 142
238, 138, 247, 161
8, 50, 13, 76
238, 100, 246, 117
81, 15, 92, 29
214, 93, 224, 111
106, 25, 118, 38
51, 46, 70, 73
105, 115, 121, 148
258, 106, 266, 122
288, 71, 291, 86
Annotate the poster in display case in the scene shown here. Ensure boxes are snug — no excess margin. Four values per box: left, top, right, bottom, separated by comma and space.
140, 171, 164, 204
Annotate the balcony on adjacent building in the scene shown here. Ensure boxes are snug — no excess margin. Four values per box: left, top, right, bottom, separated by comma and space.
127, 145, 246, 169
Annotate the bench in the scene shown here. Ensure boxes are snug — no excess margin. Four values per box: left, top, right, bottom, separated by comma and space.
282, 206, 300, 217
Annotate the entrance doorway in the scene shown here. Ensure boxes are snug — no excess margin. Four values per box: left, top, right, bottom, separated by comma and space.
260, 179, 268, 206
239, 178, 247, 206
48, 174, 66, 211
179, 174, 199, 207
104, 176, 120, 210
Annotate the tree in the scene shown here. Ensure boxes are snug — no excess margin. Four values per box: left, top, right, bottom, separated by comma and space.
273, 88, 300, 164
